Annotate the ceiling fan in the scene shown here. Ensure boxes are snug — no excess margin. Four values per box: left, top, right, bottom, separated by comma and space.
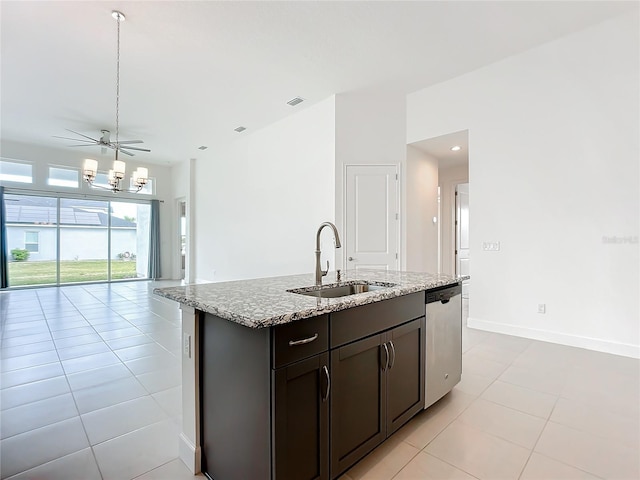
53, 129, 150, 156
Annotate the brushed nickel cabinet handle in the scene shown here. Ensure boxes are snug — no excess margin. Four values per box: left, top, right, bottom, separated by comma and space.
388, 340, 396, 369
288, 333, 319, 346
381, 343, 390, 371
322, 365, 330, 402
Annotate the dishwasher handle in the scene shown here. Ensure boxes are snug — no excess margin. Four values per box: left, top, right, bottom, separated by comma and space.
426, 284, 462, 304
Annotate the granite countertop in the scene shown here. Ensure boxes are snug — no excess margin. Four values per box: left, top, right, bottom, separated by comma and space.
153, 269, 468, 329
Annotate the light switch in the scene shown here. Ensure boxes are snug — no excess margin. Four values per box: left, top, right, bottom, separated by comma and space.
483, 242, 501, 251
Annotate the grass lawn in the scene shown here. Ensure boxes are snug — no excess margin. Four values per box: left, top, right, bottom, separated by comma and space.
8, 260, 140, 286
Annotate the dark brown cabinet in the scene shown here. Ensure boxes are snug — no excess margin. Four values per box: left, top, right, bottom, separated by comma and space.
386, 318, 425, 435
273, 353, 330, 480
329, 318, 424, 479
330, 333, 386, 477
199, 291, 429, 480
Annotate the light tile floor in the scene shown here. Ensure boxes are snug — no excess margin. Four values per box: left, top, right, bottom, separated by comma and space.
1, 284, 639, 480
340, 324, 640, 480
0, 280, 202, 480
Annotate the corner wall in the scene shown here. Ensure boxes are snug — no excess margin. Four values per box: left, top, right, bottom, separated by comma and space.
405, 146, 439, 273
192, 97, 336, 283
407, 11, 640, 357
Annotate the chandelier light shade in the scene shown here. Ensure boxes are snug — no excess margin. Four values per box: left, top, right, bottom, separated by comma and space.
83, 158, 149, 193
83, 10, 150, 194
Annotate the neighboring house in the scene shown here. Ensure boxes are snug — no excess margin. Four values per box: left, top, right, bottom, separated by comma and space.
5, 196, 138, 262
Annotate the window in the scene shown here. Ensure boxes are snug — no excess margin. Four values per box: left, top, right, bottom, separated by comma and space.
24, 231, 39, 252
91, 172, 112, 190
3, 193, 151, 287
60, 198, 109, 283
0, 160, 33, 184
48, 166, 79, 188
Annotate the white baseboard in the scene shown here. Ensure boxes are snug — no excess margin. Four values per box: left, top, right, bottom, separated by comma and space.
467, 317, 640, 359
179, 433, 201, 475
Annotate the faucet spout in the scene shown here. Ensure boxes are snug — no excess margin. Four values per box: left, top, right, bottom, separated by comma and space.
315, 222, 342, 286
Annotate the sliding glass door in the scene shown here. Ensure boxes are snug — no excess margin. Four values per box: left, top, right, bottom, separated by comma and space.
3, 192, 150, 287
59, 198, 110, 283
110, 201, 151, 281
5, 193, 58, 287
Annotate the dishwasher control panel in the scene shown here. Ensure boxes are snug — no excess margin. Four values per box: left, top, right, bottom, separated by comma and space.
426, 283, 462, 304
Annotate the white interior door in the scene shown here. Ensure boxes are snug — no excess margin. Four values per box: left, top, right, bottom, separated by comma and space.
455, 183, 469, 298
345, 165, 399, 271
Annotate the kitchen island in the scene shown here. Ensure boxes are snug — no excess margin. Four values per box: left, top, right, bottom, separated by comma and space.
154, 269, 466, 480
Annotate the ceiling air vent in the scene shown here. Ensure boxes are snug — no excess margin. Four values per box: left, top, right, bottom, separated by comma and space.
234, 126, 247, 133
286, 97, 304, 107
198, 145, 208, 150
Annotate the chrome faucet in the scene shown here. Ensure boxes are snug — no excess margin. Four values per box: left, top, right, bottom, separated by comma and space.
315, 222, 342, 286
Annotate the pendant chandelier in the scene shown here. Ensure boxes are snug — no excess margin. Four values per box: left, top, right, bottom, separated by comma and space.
83, 10, 149, 193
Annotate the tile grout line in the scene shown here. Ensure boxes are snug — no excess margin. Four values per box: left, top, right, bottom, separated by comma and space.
0, 281, 184, 480
56, 285, 109, 480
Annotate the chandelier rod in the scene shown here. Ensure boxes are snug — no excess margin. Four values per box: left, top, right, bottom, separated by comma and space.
114, 11, 124, 160
82, 11, 149, 194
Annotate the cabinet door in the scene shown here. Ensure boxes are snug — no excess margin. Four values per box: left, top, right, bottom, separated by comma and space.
385, 317, 425, 435
330, 334, 386, 479
274, 353, 329, 480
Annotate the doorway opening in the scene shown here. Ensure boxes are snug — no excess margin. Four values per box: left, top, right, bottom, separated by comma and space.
455, 183, 470, 302
407, 130, 468, 273
178, 199, 186, 281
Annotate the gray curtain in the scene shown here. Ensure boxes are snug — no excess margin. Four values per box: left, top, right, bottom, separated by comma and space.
148, 199, 161, 279
1, 187, 8, 288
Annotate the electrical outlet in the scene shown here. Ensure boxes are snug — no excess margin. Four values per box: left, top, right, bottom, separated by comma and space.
183, 333, 191, 358
537, 304, 546, 314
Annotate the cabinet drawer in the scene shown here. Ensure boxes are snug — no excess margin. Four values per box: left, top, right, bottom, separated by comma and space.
272, 314, 329, 369
330, 293, 424, 348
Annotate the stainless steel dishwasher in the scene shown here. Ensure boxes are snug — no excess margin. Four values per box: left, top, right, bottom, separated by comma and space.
424, 283, 462, 409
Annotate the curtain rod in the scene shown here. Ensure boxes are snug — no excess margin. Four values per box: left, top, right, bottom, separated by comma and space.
2, 186, 164, 203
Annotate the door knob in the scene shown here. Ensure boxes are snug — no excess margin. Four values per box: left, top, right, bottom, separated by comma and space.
348, 256, 354, 261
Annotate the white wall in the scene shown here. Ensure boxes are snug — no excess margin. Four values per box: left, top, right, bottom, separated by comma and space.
192, 97, 336, 283
0, 140, 176, 279
438, 164, 469, 276
334, 92, 407, 269
404, 145, 439, 273
408, 12, 639, 357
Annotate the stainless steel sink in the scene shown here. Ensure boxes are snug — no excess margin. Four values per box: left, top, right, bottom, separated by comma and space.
288, 282, 395, 299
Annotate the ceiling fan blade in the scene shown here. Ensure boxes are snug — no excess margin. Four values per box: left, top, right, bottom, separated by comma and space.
117, 149, 135, 156
53, 135, 96, 143
118, 145, 151, 152
116, 140, 144, 144
68, 144, 99, 147
65, 129, 99, 142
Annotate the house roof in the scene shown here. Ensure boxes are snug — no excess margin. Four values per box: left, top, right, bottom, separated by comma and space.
4, 196, 136, 228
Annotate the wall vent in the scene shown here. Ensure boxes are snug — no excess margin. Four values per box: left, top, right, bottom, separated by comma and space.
234, 126, 247, 133
198, 145, 208, 150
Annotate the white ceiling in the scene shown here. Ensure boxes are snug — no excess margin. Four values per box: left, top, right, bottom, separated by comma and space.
1, 1, 635, 166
